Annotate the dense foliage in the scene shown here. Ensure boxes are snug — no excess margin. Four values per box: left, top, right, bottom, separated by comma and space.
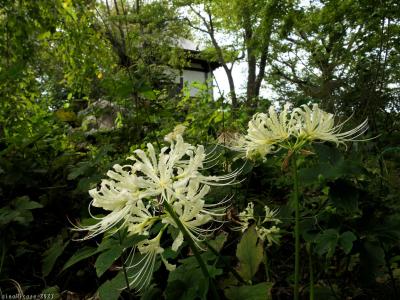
1, 0, 399, 299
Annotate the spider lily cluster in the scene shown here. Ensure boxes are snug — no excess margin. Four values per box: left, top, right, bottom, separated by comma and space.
234, 202, 281, 246
233, 103, 368, 159
74, 103, 368, 292
74, 130, 238, 291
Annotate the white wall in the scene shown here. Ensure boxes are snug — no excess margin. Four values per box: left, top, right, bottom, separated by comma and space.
182, 69, 212, 97
163, 65, 214, 98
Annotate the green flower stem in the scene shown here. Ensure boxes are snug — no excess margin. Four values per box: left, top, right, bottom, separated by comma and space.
264, 250, 271, 282
117, 231, 132, 294
308, 244, 314, 300
292, 152, 300, 300
204, 240, 246, 284
163, 201, 220, 300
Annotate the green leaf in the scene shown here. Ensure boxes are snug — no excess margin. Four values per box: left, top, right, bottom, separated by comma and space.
42, 235, 70, 277
14, 196, 43, 210
339, 231, 357, 254
62, 246, 100, 271
120, 234, 147, 249
207, 265, 223, 278
98, 271, 127, 300
41, 286, 61, 300
314, 229, 339, 258
166, 260, 209, 300
0, 196, 43, 226
371, 216, 400, 243
0, 209, 20, 226
95, 245, 124, 277
313, 144, 343, 166
141, 284, 162, 300
329, 180, 360, 215
140, 89, 157, 100
206, 231, 228, 253
313, 286, 337, 300
67, 163, 89, 180
236, 225, 264, 281
224, 282, 273, 300
178, 232, 228, 266
360, 240, 385, 284
97, 236, 118, 252
37, 31, 51, 40
299, 145, 363, 186
299, 163, 336, 185
165, 280, 196, 300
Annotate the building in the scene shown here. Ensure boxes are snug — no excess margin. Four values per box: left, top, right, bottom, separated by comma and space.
172, 38, 221, 98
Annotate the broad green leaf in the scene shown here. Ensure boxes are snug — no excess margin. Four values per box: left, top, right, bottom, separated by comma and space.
236, 225, 264, 281
300, 145, 363, 186
62, 246, 100, 271
360, 240, 385, 284
121, 234, 147, 249
179, 232, 228, 265
167, 260, 209, 300
95, 245, 124, 277
313, 286, 338, 300
224, 282, 273, 300
0, 196, 43, 226
206, 231, 228, 253
67, 163, 89, 180
37, 31, 51, 40
313, 144, 343, 166
98, 271, 127, 300
0, 209, 20, 226
299, 162, 341, 185
339, 231, 357, 254
371, 216, 400, 243
97, 236, 118, 252
390, 255, 400, 264
141, 284, 162, 300
42, 235, 70, 277
14, 196, 43, 210
314, 229, 339, 258
41, 286, 61, 300
207, 265, 223, 278
329, 180, 360, 215
140, 90, 157, 100
165, 280, 196, 300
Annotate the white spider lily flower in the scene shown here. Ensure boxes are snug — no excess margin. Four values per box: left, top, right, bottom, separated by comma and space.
126, 200, 159, 236
74, 132, 238, 291
73, 198, 159, 240
262, 103, 297, 143
171, 136, 240, 187
235, 202, 255, 232
165, 199, 214, 250
263, 206, 281, 224
294, 104, 368, 146
256, 225, 281, 246
125, 230, 165, 292
162, 177, 229, 250
232, 103, 368, 160
124, 225, 176, 292
73, 203, 133, 240
89, 178, 132, 211
233, 202, 281, 246
127, 144, 175, 201
236, 103, 298, 159
164, 124, 187, 142
75, 134, 237, 239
